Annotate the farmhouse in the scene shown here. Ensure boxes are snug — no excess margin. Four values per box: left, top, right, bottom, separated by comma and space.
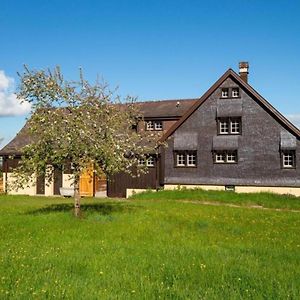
1, 63, 299, 197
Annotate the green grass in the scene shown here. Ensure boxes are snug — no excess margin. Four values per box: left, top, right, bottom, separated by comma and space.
131, 188, 300, 210
0, 194, 300, 299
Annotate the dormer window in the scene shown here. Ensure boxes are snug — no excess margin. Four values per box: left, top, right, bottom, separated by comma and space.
232, 88, 240, 98
221, 88, 229, 98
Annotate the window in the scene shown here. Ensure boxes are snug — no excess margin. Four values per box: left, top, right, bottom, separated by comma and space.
146, 121, 154, 131
176, 152, 186, 166
187, 153, 197, 166
154, 121, 163, 131
230, 118, 240, 134
138, 158, 145, 166
138, 156, 155, 167
218, 117, 241, 135
221, 88, 229, 98
282, 151, 296, 168
215, 152, 226, 163
146, 120, 163, 131
226, 151, 237, 163
214, 151, 238, 163
232, 88, 240, 98
219, 119, 229, 134
146, 156, 155, 167
175, 151, 197, 167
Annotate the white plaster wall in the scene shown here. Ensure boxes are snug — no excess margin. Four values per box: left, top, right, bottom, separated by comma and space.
164, 184, 300, 197
4, 173, 37, 196
63, 174, 74, 189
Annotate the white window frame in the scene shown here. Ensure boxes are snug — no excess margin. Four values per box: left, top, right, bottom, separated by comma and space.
176, 153, 185, 167
230, 119, 240, 134
232, 88, 240, 98
282, 151, 295, 168
187, 153, 197, 167
215, 153, 226, 163
138, 158, 145, 166
226, 152, 237, 163
146, 156, 155, 167
146, 121, 154, 131
154, 121, 163, 131
214, 151, 237, 163
221, 88, 229, 98
219, 119, 229, 134
218, 118, 241, 135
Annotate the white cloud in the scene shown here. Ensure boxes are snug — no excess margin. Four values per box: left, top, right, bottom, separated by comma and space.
286, 114, 300, 129
0, 70, 31, 116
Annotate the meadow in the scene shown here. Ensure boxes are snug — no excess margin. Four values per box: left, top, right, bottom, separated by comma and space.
0, 191, 300, 299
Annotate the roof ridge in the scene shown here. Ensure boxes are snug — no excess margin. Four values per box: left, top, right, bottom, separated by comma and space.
135, 98, 199, 104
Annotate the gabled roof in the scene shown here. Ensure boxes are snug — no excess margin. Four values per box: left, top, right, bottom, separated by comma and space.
160, 69, 300, 142
137, 98, 197, 118
0, 125, 31, 156
0, 99, 198, 156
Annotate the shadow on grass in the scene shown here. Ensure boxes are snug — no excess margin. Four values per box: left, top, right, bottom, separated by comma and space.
26, 202, 139, 216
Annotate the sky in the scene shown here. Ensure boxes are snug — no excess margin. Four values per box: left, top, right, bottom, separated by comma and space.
0, 0, 300, 147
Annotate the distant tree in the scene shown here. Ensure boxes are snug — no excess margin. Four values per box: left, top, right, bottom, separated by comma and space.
11, 66, 157, 216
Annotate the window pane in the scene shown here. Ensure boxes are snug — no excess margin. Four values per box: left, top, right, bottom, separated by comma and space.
230, 119, 240, 134
146, 121, 154, 130
187, 153, 196, 166
176, 153, 185, 166
154, 121, 163, 130
283, 152, 295, 168
221, 88, 229, 98
146, 156, 155, 167
215, 153, 226, 163
232, 88, 239, 97
227, 152, 237, 163
219, 120, 229, 134
138, 158, 145, 166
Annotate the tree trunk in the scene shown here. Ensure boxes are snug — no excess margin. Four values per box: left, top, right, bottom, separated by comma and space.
74, 178, 81, 217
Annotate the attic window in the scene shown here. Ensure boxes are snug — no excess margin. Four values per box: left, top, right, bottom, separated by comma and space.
218, 117, 241, 135
221, 88, 229, 98
232, 88, 240, 98
146, 121, 163, 131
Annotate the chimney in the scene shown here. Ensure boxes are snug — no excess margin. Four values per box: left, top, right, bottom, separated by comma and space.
239, 61, 249, 83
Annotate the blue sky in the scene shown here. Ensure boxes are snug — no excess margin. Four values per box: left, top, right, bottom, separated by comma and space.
0, 0, 300, 146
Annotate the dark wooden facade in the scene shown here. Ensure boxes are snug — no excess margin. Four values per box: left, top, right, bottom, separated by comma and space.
162, 73, 300, 188
107, 166, 157, 198
1, 65, 299, 197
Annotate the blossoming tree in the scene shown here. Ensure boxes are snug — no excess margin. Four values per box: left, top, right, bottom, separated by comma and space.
12, 66, 158, 216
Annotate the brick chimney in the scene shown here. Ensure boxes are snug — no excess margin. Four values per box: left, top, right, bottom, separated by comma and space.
239, 62, 249, 83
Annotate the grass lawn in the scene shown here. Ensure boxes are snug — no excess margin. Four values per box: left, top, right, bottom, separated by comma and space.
0, 193, 300, 299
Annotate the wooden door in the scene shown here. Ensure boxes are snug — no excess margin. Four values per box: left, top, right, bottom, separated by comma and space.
36, 174, 45, 195
53, 166, 63, 195
95, 172, 107, 196
79, 166, 94, 197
